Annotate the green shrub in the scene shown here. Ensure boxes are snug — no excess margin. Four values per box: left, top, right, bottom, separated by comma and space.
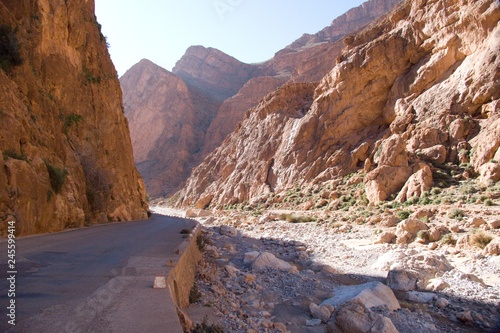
448, 208, 465, 220
484, 199, 494, 207
280, 213, 315, 223
471, 231, 493, 249
430, 188, 442, 196
196, 233, 208, 251
45, 161, 67, 193
2, 149, 27, 161
83, 68, 101, 84
396, 210, 411, 220
404, 197, 419, 206
417, 230, 430, 243
0, 25, 22, 72
189, 283, 202, 304
441, 233, 456, 246
418, 196, 432, 205
64, 114, 83, 133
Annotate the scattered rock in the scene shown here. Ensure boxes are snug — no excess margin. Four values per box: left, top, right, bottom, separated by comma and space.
376, 232, 397, 244
410, 209, 434, 220
335, 302, 399, 333
395, 219, 428, 244
405, 291, 437, 304
396, 164, 433, 202
251, 252, 296, 273
321, 281, 400, 311
380, 216, 400, 228
273, 322, 287, 332
309, 303, 332, 323
380, 250, 454, 290
467, 217, 487, 228
483, 238, 500, 256
220, 225, 238, 237
478, 162, 500, 186
426, 278, 450, 292
365, 166, 413, 204
195, 195, 214, 209
428, 226, 449, 242
457, 311, 473, 323
185, 209, 213, 218
435, 298, 449, 309
488, 220, 500, 230
387, 269, 419, 291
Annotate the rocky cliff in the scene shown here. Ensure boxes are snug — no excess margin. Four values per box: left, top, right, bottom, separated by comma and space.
179, 0, 500, 208
121, 59, 220, 196
0, 0, 149, 236
121, 47, 260, 197
123, 0, 399, 198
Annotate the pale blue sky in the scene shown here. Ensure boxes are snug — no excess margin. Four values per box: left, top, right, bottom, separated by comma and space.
95, 1, 366, 76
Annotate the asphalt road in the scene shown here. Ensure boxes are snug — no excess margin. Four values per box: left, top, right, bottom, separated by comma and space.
0, 214, 196, 332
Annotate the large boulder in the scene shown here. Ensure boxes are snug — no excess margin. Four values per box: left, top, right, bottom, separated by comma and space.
395, 218, 429, 244
396, 164, 433, 203
374, 135, 409, 167
251, 252, 297, 273
333, 302, 399, 333
478, 162, 500, 186
374, 250, 454, 291
321, 281, 400, 311
365, 166, 412, 204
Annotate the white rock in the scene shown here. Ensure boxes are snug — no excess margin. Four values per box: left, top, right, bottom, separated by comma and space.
382, 250, 453, 290
252, 252, 295, 273
405, 291, 437, 303
321, 281, 400, 311
426, 278, 450, 291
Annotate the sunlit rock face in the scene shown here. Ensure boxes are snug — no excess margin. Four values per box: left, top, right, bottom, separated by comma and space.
179, 0, 500, 208
0, 0, 149, 236
122, 0, 400, 198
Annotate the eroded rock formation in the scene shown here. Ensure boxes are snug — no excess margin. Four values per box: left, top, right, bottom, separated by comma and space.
179, 0, 500, 208
123, 0, 400, 197
0, 0, 149, 236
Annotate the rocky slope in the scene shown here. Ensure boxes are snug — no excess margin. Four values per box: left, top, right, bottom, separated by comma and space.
0, 0, 149, 236
122, 0, 400, 198
178, 0, 500, 210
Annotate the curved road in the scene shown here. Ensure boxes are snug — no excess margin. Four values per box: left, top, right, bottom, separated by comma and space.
0, 214, 196, 333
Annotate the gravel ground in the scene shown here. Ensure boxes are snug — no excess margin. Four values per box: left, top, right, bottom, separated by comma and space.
152, 205, 500, 332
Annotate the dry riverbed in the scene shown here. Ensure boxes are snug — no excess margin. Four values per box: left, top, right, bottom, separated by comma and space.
152, 205, 500, 333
